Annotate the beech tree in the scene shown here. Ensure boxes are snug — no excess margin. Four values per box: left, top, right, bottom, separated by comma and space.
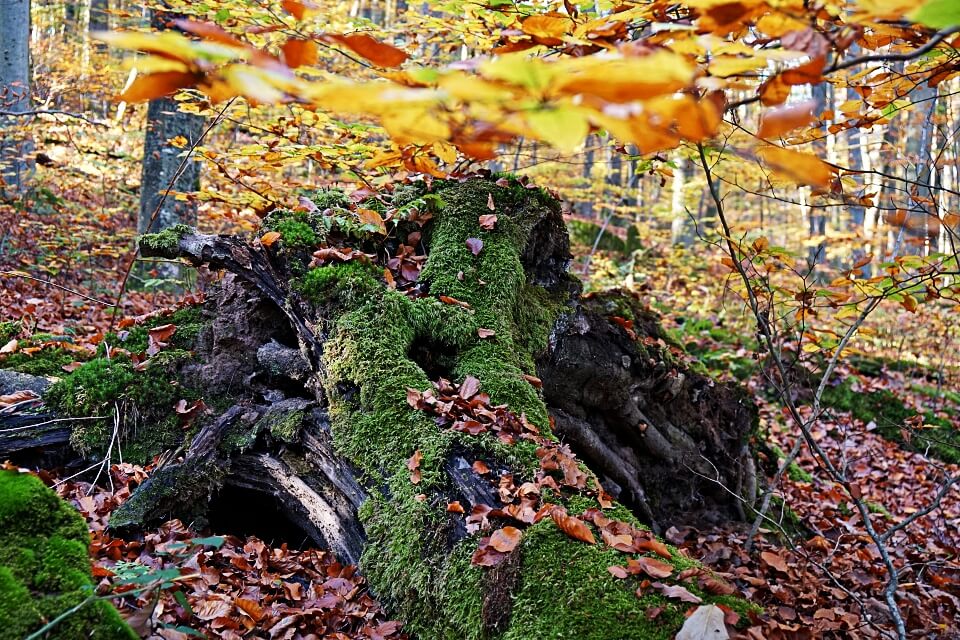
0, 0, 33, 196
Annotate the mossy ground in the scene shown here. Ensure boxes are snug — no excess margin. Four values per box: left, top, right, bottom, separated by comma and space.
42, 306, 206, 464
299, 178, 751, 638
0, 470, 135, 639
821, 379, 960, 464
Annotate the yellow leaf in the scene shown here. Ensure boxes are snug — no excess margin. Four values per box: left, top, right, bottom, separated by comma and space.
757, 146, 834, 188
708, 54, 769, 78
525, 106, 589, 152
222, 65, 288, 105
555, 50, 694, 102
521, 15, 572, 42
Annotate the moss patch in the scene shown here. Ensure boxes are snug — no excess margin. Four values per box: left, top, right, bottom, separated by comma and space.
138, 223, 191, 254
0, 470, 135, 639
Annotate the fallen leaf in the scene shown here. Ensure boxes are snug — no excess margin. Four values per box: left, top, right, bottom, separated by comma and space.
489, 526, 522, 552
676, 604, 728, 640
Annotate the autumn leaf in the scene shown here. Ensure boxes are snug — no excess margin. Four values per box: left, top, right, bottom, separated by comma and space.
551, 508, 596, 545
479, 213, 497, 229
629, 556, 674, 579
657, 583, 702, 603
489, 526, 522, 553
760, 550, 790, 573
521, 15, 572, 42
356, 207, 387, 234
282, 38, 319, 68
757, 145, 834, 188
260, 231, 281, 247
465, 237, 483, 256
676, 604, 729, 640
757, 100, 817, 139
119, 71, 199, 102
325, 33, 408, 68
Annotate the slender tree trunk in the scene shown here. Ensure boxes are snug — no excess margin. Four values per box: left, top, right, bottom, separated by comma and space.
136, 9, 205, 281
0, 0, 34, 198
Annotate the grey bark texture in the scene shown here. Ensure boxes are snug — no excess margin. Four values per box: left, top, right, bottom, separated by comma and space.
0, 0, 34, 196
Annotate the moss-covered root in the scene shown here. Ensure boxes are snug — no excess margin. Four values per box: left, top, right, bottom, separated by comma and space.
0, 470, 135, 639
301, 178, 752, 639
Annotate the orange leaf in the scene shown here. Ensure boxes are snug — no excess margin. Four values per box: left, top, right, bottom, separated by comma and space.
551, 508, 596, 544
260, 231, 281, 246
120, 71, 198, 102
282, 0, 308, 19
282, 38, 318, 68
636, 538, 672, 559
355, 207, 387, 234
759, 74, 791, 106
235, 597, 265, 621
758, 99, 817, 139
446, 501, 465, 513
489, 526, 522, 552
326, 33, 408, 68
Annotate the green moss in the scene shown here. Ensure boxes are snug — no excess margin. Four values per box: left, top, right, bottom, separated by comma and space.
0, 320, 21, 344
768, 445, 813, 483
138, 223, 191, 255
44, 355, 195, 464
310, 187, 351, 210
298, 179, 749, 638
1, 346, 85, 376
0, 470, 135, 639
506, 521, 751, 640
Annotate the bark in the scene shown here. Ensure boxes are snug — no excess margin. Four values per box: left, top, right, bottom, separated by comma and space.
0, 0, 34, 197
4, 178, 758, 638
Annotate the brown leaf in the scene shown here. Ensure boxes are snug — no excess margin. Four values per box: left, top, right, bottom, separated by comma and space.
489, 526, 522, 553
479, 214, 497, 229
608, 565, 629, 579
486, 193, 496, 211
325, 33, 408, 68
0, 339, 17, 354
630, 556, 674, 579
460, 375, 480, 399
760, 550, 790, 573
472, 460, 491, 475
477, 328, 496, 339
551, 508, 596, 545
658, 583, 702, 603
407, 450, 422, 471
282, 0, 309, 19
446, 501, 464, 513
235, 597, 265, 621
636, 537, 672, 559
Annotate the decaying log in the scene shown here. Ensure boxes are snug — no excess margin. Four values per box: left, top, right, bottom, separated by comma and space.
6, 178, 759, 638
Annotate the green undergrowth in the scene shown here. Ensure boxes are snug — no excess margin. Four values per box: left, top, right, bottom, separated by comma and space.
0, 320, 21, 344
0, 470, 135, 639
821, 379, 960, 464
669, 317, 757, 381
137, 223, 191, 255
42, 306, 206, 464
298, 178, 752, 638
768, 444, 814, 483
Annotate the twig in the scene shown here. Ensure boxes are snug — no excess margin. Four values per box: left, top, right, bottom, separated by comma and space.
1, 271, 117, 307
0, 109, 109, 127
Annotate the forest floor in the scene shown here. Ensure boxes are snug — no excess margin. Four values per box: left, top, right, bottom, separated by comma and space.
2, 185, 959, 639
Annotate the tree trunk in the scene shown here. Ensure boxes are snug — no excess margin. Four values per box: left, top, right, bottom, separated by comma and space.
136, 9, 205, 281
5, 178, 758, 638
0, 0, 34, 197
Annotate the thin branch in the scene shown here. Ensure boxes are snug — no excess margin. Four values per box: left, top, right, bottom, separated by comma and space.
0, 109, 109, 127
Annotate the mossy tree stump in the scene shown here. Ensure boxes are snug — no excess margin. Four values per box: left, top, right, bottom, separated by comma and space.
6, 177, 759, 638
